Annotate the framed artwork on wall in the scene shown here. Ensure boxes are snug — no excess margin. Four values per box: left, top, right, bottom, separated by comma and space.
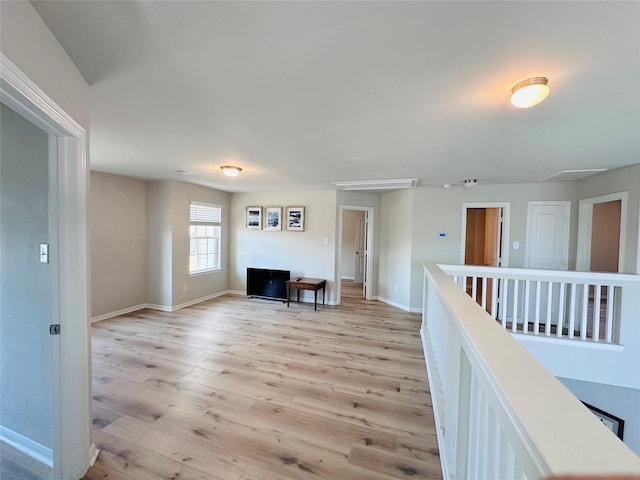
286, 207, 305, 231
582, 402, 624, 440
246, 206, 262, 230
264, 207, 282, 231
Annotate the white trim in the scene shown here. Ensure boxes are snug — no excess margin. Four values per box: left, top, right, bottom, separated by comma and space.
169, 291, 229, 311
375, 296, 421, 313
576, 191, 627, 272
1, 53, 91, 480
88, 443, 99, 467
524, 201, 571, 269
340, 276, 356, 280
0, 425, 53, 468
91, 304, 147, 323
337, 205, 375, 304
145, 303, 173, 312
460, 202, 511, 267
225, 289, 246, 296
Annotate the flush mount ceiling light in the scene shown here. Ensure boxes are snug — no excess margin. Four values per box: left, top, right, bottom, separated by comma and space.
463, 179, 477, 188
510, 77, 550, 108
220, 165, 242, 177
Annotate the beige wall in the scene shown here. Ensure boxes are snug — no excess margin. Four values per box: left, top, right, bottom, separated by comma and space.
378, 189, 413, 308
90, 172, 147, 317
408, 182, 580, 309
230, 190, 338, 304
170, 181, 230, 308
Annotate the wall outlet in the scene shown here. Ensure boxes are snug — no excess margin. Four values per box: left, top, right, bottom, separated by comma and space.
394, 285, 398, 293
183, 284, 188, 292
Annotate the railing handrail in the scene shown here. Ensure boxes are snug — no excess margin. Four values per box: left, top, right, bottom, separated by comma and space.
439, 263, 640, 284
422, 263, 640, 477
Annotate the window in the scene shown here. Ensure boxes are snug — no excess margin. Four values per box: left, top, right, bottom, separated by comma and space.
189, 202, 222, 274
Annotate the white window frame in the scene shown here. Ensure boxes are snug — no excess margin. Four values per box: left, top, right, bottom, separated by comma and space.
189, 202, 222, 275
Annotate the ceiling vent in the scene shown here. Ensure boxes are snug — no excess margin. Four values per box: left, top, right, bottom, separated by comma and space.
173, 169, 197, 175
331, 178, 418, 191
540, 169, 607, 182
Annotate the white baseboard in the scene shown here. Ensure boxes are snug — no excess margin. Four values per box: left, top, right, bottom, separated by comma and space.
340, 276, 355, 280
91, 304, 147, 323
374, 296, 421, 313
0, 425, 53, 468
88, 442, 100, 467
170, 290, 228, 311
223, 289, 245, 296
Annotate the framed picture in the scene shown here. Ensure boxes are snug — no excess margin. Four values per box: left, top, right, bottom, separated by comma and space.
583, 402, 624, 440
246, 206, 262, 230
264, 207, 282, 231
286, 206, 305, 232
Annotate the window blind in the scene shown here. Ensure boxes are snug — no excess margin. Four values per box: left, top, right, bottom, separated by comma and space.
190, 202, 221, 224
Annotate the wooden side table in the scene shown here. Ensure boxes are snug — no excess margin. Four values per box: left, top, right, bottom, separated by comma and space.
286, 278, 326, 311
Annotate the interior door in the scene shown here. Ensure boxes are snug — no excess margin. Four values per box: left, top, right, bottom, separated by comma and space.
1, 103, 54, 479
526, 202, 570, 270
354, 216, 365, 284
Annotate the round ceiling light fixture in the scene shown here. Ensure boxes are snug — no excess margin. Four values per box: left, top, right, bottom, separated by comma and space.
510, 77, 550, 108
220, 165, 242, 177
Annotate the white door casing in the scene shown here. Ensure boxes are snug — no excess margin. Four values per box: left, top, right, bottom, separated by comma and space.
354, 216, 365, 285
525, 201, 571, 270
0, 53, 93, 479
337, 205, 374, 303
460, 202, 511, 267
577, 192, 627, 272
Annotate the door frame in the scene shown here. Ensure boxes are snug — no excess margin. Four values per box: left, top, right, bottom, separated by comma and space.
576, 191, 627, 272
1, 53, 94, 479
524, 200, 571, 270
337, 205, 374, 303
460, 202, 511, 267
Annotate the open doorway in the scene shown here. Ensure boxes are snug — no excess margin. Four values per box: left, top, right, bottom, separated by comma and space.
337, 206, 374, 303
461, 203, 510, 314
461, 203, 510, 267
577, 192, 627, 272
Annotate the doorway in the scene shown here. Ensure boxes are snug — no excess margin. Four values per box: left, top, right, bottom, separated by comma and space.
577, 192, 627, 272
460, 203, 510, 267
337, 206, 374, 303
1, 103, 54, 479
525, 201, 571, 270
1, 55, 92, 479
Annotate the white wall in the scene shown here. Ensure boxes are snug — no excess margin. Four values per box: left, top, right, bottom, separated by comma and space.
559, 377, 640, 456
378, 190, 413, 309
90, 172, 147, 318
340, 209, 364, 279
1, 104, 52, 450
409, 182, 579, 309
577, 164, 640, 274
230, 190, 338, 304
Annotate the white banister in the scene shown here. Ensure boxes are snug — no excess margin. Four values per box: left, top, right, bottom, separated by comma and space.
421, 263, 640, 479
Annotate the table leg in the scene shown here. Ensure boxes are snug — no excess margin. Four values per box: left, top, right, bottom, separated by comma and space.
314, 289, 318, 311
286, 283, 290, 307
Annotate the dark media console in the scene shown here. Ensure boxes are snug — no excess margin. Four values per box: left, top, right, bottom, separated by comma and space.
246, 267, 290, 301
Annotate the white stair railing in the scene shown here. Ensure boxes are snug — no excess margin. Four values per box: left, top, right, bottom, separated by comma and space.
422, 263, 640, 480
439, 264, 640, 345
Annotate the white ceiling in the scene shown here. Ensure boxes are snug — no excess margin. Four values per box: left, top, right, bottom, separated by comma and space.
31, 1, 640, 193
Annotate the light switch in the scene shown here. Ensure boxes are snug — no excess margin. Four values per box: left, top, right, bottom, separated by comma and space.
513, 241, 520, 250
40, 243, 49, 263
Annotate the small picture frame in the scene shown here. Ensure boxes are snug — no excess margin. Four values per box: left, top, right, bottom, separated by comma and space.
583, 402, 624, 440
286, 207, 305, 232
264, 207, 282, 231
246, 207, 262, 230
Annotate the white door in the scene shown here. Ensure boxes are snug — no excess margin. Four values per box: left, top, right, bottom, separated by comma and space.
525, 202, 571, 270
354, 216, 365, 284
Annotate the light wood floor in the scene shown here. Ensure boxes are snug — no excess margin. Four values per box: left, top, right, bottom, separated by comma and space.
83, 282, 441, 480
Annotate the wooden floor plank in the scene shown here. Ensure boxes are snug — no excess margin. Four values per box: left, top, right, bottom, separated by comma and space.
83, 283, 441, 479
